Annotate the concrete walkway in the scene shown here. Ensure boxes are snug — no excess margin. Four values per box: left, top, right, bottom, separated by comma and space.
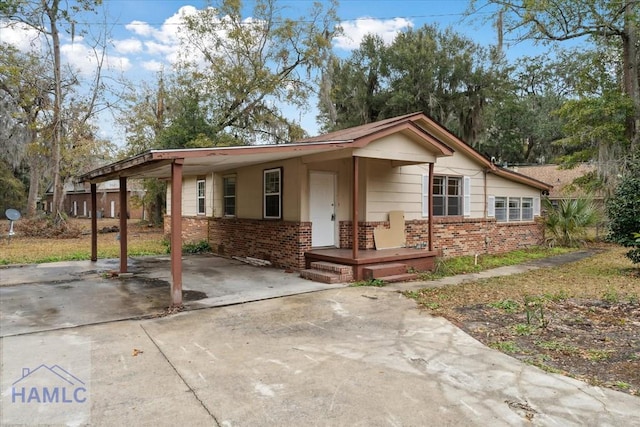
2, 250, 638, 426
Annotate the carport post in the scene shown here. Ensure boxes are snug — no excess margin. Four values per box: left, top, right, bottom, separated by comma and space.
352, 156, 359, 260
119, 177, 128, 273
171, 159, 184, 306
428, 162, 434, 252
90, 183, 97, 261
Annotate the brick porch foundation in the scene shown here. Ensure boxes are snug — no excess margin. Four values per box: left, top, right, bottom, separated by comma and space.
208, 218, 312, 270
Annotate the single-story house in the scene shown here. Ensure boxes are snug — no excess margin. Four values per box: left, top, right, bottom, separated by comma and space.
80, 112, 551, 306
43, 179, 146, 219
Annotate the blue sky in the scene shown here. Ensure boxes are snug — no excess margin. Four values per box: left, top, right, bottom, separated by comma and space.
1, 0, 545, 143
100, 0, 506, 77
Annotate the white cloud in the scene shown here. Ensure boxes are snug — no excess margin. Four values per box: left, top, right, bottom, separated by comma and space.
61, 43, 99, 75
142, 60, 164, 72
125, 20, 154, 37
0, 20, 47, 53
107, 55, 132, 73
144, 40, 176, 56
118, 5, 201, 68
334, 17, 413, 50
113, 38, 142, 54
156, 5, 197, 45
61, 42, 132, 75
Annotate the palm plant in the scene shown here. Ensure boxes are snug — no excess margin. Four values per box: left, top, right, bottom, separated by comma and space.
543, 197, 600, 247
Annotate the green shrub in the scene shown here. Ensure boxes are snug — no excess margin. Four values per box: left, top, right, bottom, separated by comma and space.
606, 161, 640, 264
543, 197, 600, 247
182, 240, 212, 254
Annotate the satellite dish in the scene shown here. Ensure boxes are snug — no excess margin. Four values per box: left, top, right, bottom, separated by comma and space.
5, 208, 20, 237
6, 209, 21, 221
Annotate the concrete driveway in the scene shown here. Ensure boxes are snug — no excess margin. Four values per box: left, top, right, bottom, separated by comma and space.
0, 255, 343, 337
2, 251, 638, 425
2, 286, 638, 426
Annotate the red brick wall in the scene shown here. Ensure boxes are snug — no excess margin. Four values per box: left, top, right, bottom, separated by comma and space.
339, 221, 381, 249
164, 216, 209, 244
208, 218, 312, 269
340, 218, 544, 257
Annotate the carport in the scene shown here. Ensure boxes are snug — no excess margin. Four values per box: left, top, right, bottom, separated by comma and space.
79, 142, 359, 306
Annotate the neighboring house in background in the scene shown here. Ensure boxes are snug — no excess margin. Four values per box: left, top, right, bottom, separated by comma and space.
514, 164, 604, 207
43, 180, 145, 219
157, 113, 551, 278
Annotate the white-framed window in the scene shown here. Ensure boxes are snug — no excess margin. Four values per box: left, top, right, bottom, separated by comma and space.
508, 198, 521, 221
522, 197, 533, 220
263, 168, 282, 219
433, 175, 463, 216
223, 175, 236, 217
495, 197, 507, 221
196, 178, 206, 215
493, 196, 540, 222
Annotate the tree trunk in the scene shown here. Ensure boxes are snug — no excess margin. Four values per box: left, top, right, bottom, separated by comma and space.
153, 191, 164, 226
623, 1, 639, 156
26, 160, 41, 217
48, 0, 65, 222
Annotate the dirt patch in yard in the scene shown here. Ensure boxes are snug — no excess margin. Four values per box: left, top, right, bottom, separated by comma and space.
408, 245, 640, 397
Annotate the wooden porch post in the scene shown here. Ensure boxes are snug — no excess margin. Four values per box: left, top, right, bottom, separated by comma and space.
428, 162, 434, 252
171, 159, 184, 306
90, 183, 97, 262
119, 177, 128, 273
352, 156, 359, 259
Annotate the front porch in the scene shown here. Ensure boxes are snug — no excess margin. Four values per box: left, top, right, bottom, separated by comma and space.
304, 247, 439, 282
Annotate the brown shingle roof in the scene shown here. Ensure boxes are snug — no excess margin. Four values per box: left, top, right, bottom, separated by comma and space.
297, 113, 423, 143
515, 164, 601, 199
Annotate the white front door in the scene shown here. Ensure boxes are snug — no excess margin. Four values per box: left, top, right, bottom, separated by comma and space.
310, 171, 336, 247
110, 200, 115, 218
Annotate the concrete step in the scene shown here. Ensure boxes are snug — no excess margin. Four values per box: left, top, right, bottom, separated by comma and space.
375, 273, 419, 284
363, 263, 408, 280
300, 269, 346, 284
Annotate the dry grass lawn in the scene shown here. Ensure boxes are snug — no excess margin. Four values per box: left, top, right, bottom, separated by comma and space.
0, 218, 165, 265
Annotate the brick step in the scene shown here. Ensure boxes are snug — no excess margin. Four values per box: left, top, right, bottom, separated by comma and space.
310, 261, 352, 276
300, 269, 348, 284
363, 263, 409, 280
375, 273, 419, 284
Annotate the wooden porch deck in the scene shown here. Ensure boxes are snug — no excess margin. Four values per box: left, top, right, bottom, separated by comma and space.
304, 247, 439, 280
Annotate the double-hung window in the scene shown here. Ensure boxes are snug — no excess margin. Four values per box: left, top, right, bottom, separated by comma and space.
494, 197, 507, 221
223, 176, 236, 217
196, 178, 206, 215
522, 197, 533, 220
433, 176, 462, 216
263, 168, 282, 219
508, 198, 521, 221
